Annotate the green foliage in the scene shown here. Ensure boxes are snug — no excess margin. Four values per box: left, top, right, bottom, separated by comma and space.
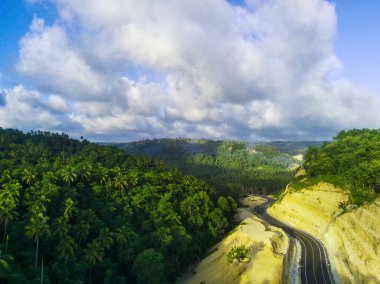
132, 248, 165, 284
114, 139, 302, 197
301, 129, 380, 205
0, 128, 237, 282
226, 244, 249, 264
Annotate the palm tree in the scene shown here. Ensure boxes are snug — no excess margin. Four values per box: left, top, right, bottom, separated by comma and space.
57, 235, 76, 263
27, 194, 49, 215
78, 163, 92, 182
114, 225, 129, 246
114, 224, 137, 263
61, 166, 77, 186
25, 212, 50, 269
42, 171, 57, 184
126, 172, 138, 188
0, 250, 12, 270
98, 166, 109, 185
160, 171, 173, 183
22, 169, 37, 186
1, 181, 21, 204
83, 241, 104, 277
63, 198, 76, 220
52, 217, 70, 238
0, 200, 18, 245
113, 173, 127, 191
97, 228, 113, 251
74, 220, 90, 247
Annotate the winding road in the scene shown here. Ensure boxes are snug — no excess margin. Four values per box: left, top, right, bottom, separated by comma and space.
253, 196, 335, 284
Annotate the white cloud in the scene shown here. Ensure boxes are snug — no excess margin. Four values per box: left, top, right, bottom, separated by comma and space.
5, 0, 380, 141
0, 86, 62, 130
48, 95, 70, 112
17, 18, 107, 100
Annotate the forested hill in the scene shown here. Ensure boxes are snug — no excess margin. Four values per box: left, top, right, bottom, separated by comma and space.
112, 139, 316, 196
0, 128, 236, 283
264, 141, 323, 156
295, 129, 380, 206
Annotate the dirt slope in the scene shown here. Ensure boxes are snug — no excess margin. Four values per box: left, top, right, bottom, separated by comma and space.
269, 183, 380, 283
181, 196, 290, 284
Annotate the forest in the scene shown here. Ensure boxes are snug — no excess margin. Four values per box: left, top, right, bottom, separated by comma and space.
299, 129, 380, 205
0, 128, 237, 283
115, 139, 305, 197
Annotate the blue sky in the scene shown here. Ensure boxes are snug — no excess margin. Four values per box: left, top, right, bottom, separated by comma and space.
0, 0, 379, 141
0, 1, 54, 84
333, 0, 380, 96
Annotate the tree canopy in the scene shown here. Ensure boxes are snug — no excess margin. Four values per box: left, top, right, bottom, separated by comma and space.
0, 128, 236, 283
300, 129, 380, 205
115, 138, 303, 196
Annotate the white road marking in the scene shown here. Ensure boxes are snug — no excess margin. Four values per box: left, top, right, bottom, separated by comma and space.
254, 196, 335, 284
297, 229, 330, 283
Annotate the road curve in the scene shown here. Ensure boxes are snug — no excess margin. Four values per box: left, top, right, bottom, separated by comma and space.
253, 196, 335, 284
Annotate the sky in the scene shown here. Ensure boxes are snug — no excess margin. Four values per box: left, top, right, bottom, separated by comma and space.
0, 0, 379, 142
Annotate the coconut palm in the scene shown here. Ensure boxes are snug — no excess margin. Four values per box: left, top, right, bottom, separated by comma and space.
114, 225, 129, 246
78, 163, 92, 182
98, 166, 109, 185
97, 228, 113, 250
57, 235, 76, 263
0, 251, 12, 270
63, 198, 77, 220
25, 212, 50, 269
74, 220, 90, 247
52, 217, 70, 238
0, 199, 18, 245
22, 169, 37, 186
61, 166, 77, 185
113, 173, 127, 191
83, 241, 104, 277
1, 181, 21, 206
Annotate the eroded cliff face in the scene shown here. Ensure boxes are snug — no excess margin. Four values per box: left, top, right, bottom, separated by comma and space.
181, 196, 290, 284
269, 183, 380, 283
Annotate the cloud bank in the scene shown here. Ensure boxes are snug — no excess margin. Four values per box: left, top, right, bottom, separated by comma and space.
1, 0, 379, 141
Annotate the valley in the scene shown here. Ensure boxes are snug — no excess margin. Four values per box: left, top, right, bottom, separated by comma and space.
111, 139, 320, 197
180, 129, 380, 284
1, 128, 379, 283
2, 0, 379, 283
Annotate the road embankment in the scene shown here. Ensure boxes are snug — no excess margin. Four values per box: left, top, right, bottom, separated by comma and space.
181, 196, 291, 284
269, 182, 380, 283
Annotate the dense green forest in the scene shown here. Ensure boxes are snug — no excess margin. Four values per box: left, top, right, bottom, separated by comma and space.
296, 129, 380, 205
0, 128, 237, 283
113, 139, 306, 197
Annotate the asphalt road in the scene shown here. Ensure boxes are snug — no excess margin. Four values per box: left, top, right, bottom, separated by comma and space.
253, 196, 335, 284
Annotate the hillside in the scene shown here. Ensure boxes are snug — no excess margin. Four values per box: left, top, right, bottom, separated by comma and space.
112, 139, 318, 196
301, 129, 380, 204
182, 196, 291, 284
0, 128, 236, 283
269, 129, 380, 283
269, 182, 380, 283
264, 141, 324, 156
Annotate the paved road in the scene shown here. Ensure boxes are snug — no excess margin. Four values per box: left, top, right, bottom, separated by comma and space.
253, 196, 335, 284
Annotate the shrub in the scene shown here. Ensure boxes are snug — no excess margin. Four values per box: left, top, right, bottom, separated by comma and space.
226, 244, 249, 264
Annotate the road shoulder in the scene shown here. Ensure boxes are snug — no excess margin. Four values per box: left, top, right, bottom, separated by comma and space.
180, 196, 290, 284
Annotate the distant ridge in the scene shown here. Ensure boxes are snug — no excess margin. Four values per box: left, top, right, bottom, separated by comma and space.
105, 138, 323, 196
263, 141, 324, 156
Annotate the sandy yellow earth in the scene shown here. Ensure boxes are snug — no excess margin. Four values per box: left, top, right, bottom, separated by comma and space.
181, 196, 289, 284
292, 154, 303, 162
269, 183, 380, 283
